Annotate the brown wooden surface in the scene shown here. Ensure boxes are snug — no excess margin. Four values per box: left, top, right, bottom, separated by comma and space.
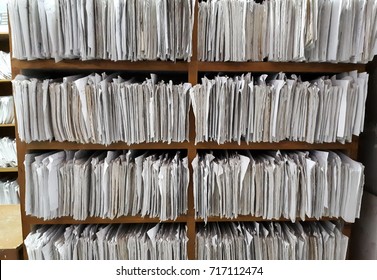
0, 205, 23, 250
0, 167, 18, 172
9, 1, 368, 260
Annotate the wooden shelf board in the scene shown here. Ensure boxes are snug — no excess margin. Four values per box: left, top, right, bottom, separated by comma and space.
197, 61, 367, 73
0, 204, 23, 250
0, 80, 11, 83
25, 215, 188, 225
196, 216, 341, 223
0, 167, 18, 173
0, 123, 15, 127
23, 140, 356, 151
12, 59, 368, 73
195, 141, 356, 150
24, 141, 191, 150
11, 59, 189, 72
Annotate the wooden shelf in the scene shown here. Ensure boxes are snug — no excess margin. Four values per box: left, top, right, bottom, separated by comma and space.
11, 59, 189, 72
0, 80, 11, 83
25, 215, 188, 225
195, 216, 341, 223
195, 140, 357, 150
23, 139, 357, 151
24, 141, 191, 150
0, 167, 18, 173
11, 59, 368, 74
0, 123, 15, 127
197, 61, 367, 73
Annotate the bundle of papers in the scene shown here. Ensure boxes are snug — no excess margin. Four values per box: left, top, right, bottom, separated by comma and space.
0, 96, 15, 124
190, 71, 369, 144
25, 223, 188, 260
0, 179, 20, 205
13, 73, 191, 145
193, 150, 364, 223
196, 221, 348, 260
198, 0, 377, 63
8, 0, 195, 62
0, 137, 17, 168
25, 150, 189, 221
0, 51, 11, 79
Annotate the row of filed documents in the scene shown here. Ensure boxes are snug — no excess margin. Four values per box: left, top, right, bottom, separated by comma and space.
190, 71, 368, 144
25, 150, 189, 220
25, 149, 363, 223
13, 73, 191, 145
196, 221, 348, 260
8, 0, 377, 64
0, 96, 15, 124
25, 223, 188, 260
0, 137, 17, 168
198, 0, 377, 63
8, 0, 195, 62
193, 150, 364, 223
24, 221, 347, 260
13, 70, 368, 145
0, 179, 20, 205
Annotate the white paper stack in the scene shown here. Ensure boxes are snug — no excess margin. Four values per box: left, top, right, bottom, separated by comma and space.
198, 0, 377, 63
196, 221, 348, 260
25, 150, 189, 221
0, 179, 20, 204
0, 51, 11, 80
13, 73, 191, 145
0, 137, 17, 168
190, 71, 369, 144
8, 0, 195, 62
193, 150, 364, 223
0, 96, 15, 124
24, 223, 188, 260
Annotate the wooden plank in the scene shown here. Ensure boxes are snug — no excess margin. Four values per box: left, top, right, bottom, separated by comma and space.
25, 215, 188, 225
11, 59, 189, 72
195, 216, 341, 223
0, 123, 15, 127
24, 141, 191, 150
0, 205, 23, 250
0, 167, 18, 172
197, 61, 367, 73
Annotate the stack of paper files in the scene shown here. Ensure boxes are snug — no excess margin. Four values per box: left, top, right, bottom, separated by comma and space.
190, 71, 369, 144
25, 223, 187, 260
25, 150, 189, 221
8, 0, 195, 62
13, 73, 191, 145
0, 137, 17, 168
0, 51, 11, 79
196, 221, 348, 260
198, 0, 377, 63
0, 96, 15, 124
193, 150, 364, 223
0, 180, 20, 205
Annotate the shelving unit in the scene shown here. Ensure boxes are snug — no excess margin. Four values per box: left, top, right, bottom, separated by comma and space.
10, 2, 369, 260
0, 31, 21, 260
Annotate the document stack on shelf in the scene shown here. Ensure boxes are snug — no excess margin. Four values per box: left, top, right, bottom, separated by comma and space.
0, 51, 11, 80
0, 137, 17, 168
193, 150, 364, 223
198, 0, 377, 63
13, 73, 191, 145
196, 221, 348, 260
190, 71, 369, 144
24, 223, 188, 260
0, 96, 15, 124
0, 180, 20, 205
8, 0, 195, 62
25, 150, 189, 221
